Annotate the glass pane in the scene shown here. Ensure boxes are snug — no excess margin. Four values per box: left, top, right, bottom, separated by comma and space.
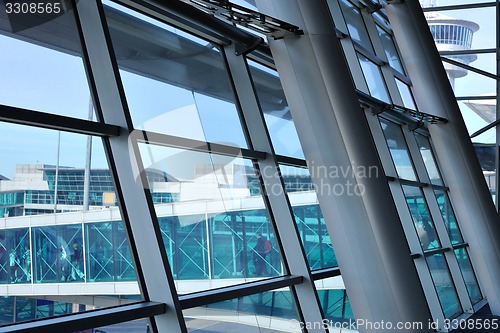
379, 118, 418, 181
0, 296, 85, 325
138, 144, 284, 291
443, 53, 496, 76
279, 165, 337, 270
434, 190, 464, 245
316, 278, 356, 330
414, 133, 443, 185
32, 225, 83, 283
0, 122, 139, 289
86, 221, 136, 282
402, 186, 440, 250
105, 3, 247, 147
454, 70, 496, 99
426, 254, 462, 319
0, 228, 30, 284
395, 79, 416, 110
338, 0, 374, 52
376, 25, 404, 74
358, 54, 391, 103
248, 60, 305, 159
91, 318, 150, 333
0, 2, 93, 119
454, 248, 482, 305
183, 289, 300, 332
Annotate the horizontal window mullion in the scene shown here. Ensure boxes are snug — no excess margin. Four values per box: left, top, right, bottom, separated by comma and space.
0, 104, 120, 137
179, 275, 303, 309
133, 130, 267, 159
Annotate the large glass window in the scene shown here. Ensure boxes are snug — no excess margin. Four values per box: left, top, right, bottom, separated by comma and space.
338, 0, 374, 52
0, 2, 93, 119
105, 3, 248, 147
426, 253, 462, 319
138, 143, 284, 291
376, 25, 404, 74
183, 289, 300, 332
358, 54, 391, 103
454, 248, 482, 305
415, 134, 443, 186
279, 165, 337, 270
402, 186, 440, 251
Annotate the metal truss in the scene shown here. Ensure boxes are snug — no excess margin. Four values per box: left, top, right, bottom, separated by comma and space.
179, 0, 303, 40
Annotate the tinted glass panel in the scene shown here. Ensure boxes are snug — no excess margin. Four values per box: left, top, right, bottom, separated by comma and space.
380, 119, 418, 181
454, 248, 482, 305
376, 25, 404, 73
402, 186, 440, 250
395, 79, 416, 110
339, 0, 374, 52
415, 134, 443, 185
358, 54, 391, 103
138, 144, 284, 291
279, 165, 337, 270
183, 289, 300, 332
0, 2, 93, 119
434, 190, 463, 245
248, 60, 304, 159
426, 254, 462, 319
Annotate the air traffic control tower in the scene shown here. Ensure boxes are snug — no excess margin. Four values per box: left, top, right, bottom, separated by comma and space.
420, 0, 479, 90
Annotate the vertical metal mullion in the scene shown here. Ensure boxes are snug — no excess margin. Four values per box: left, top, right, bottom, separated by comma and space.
495, 0, 500, 210
222, 44, 327, 332
73, 1, 186, 332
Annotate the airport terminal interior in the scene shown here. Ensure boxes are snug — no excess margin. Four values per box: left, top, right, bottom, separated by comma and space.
0, 0, 499, 332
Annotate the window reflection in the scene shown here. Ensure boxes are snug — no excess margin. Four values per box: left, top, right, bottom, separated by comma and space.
395, 79, 416, 110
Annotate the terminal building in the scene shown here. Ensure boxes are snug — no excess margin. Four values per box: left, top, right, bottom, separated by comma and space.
0, 0, 499, 332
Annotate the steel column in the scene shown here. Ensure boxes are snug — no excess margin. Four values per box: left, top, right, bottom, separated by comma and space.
254, 0, 432, 331
386, 0, 500, 315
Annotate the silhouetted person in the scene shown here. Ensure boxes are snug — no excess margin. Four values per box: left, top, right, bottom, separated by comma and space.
253, 232, 267, 276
